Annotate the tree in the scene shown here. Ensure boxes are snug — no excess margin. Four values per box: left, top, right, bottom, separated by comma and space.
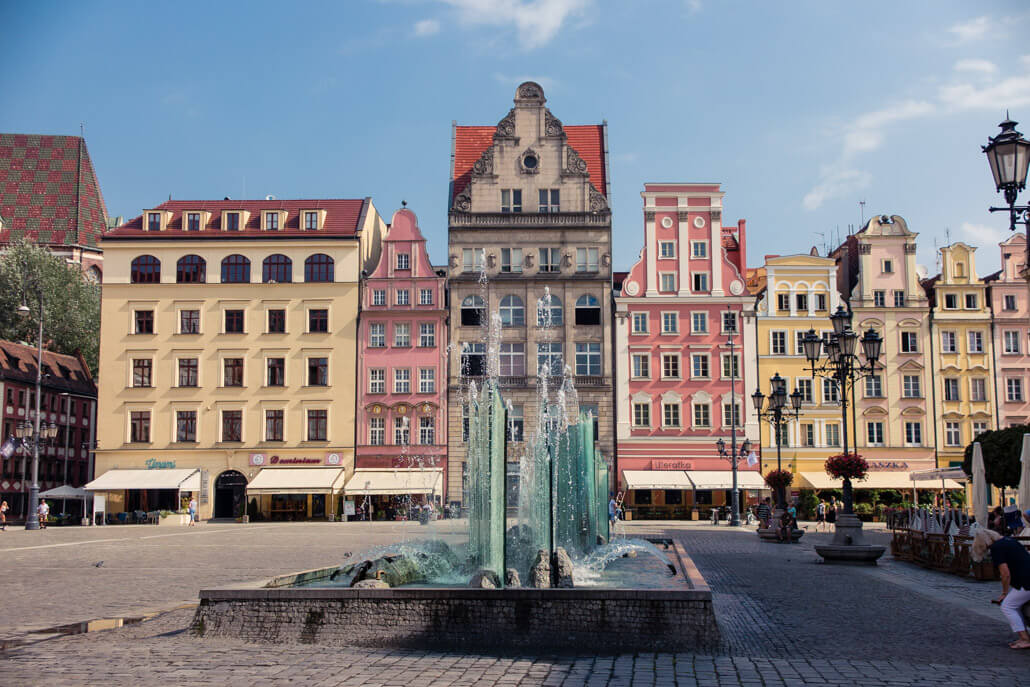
961, 424, 1029, 489
0, 241, 100, 373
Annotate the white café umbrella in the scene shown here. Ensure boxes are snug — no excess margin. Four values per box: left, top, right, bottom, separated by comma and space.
972, 441, 988, 527
1019, 434, 1030, 515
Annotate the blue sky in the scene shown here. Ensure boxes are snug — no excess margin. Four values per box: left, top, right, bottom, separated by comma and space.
2, 0, 1029, 275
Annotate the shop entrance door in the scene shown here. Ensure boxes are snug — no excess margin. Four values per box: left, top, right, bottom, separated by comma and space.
214, 470, 247, 519
311, 494, 326, 518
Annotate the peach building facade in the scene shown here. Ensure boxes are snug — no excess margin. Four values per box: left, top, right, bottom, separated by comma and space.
986, 233, 1030, 428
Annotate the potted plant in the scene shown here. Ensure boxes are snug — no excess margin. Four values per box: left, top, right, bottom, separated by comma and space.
824, 453, 868, 510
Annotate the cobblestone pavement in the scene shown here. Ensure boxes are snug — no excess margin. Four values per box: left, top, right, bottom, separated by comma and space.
1, 521, 1028, 686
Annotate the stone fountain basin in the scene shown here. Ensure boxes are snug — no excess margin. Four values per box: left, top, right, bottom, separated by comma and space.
191, 539, 718, 652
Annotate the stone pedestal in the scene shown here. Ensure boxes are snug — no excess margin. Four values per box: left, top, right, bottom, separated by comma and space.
814, 513, 885, 564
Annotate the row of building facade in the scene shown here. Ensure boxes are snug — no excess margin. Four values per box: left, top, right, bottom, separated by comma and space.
7, 83, 1027, 521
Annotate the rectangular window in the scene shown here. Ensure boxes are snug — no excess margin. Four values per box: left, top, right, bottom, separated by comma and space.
867, 421, 884, 445
576, 247, 599, 273
945, 422, 961, 447
970, 377, 987, 402
539, 247, 561, 273
693, 403, 710, 428
308, 358, 329, 386
308, 309, 328, 333
507, 404, 525, 442
538, 189, 559, 213
369, 323, 386, 347
267, 358, 285, 386
268, 309, 286, 333
973, 421, 989, 437
795, 331, 807, 355
826, 380, 842, 405
900, 332, 918, 353
943, 378, 960, 402
894, 291, 905, 308
965, 293, 978, 309
691, 312, 708, 333
265, 212, 279, 231
304, 211, 318, 231
723, 402, 741, 428
132, 359, 152, 387
393, 369, 411, 394
368, 416, 385, 446
396, 253, 410, 270
662, 354, 680, 379
1004, 331, 1020, 354
394, 417, 410, 445
419, 323, 436, 347
396, 290, 410, 306
691, 241, 708, 259
905, 422, 922, 446
575, 343, 601, 376
186, 213, 200, 231
369, 369, 385, 394
1007, 378, 1024, 402
129, 411, 150, 443
394, 322, 410, 347
180, 309, 200, 334
221, 410, 242, 442
419, 416, 435, 445
176, 410, 196, 442
147, 212, 161, 231
307, 410, 327, 441
882, 259, 893, 274
777, 293, 790, 312
873, 291, 885, 307
796, 294, 808, 312
941, 331, 957, 353
722, 311, 738, 333
826, 424, 841, 447
462, 248, 485, 273
537, 343, 563, 377
419, 288, 433, 305
968, 330, 984, 353
501, 248, 523, 273
419, 368, 436, 393
944, 293, 958, 309
461, 343, 486, 377
816, 293, 827, 311
691, 353, 709, 379
664, 403, 681, 428
225, 212, 240, 231
721, 353, 739, 379
224, 358, 244, 387
372, 289, 386, 306
632, 312, 648, 334
902, 375, 921, 398
800, 423, 814, 447
499, 343, 525, 376
659, 241, 675, 258
797, 378, 813, 403
265, 409, 284, 441
692, 273, 708, 292
134, 310, 154, 335
633, 402, 651, 427
1004, 294, 1017, 311
224, 309, 244, 333
500, 189, 522, 213
771, 331, 786, 355
178, 358, 198, 387
662, 312, 678, 334
632, 353, 650, 378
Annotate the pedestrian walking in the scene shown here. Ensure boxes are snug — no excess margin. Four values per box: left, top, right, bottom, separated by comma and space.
0, 499, 8, 531
816, 500, 827, 531
608, 492, 618, 527
972, 528, 1030, 649
188, 497, 197, 526
756, 497, 772, 529
827, 498, 837, 525
38, 499, 49, 528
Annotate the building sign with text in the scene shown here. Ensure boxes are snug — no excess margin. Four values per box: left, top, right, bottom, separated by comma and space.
651, 459, 693, 470
249, 453, 343, 467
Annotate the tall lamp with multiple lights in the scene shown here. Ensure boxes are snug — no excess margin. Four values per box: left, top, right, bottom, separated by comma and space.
751, 373, 803, 513
17, 272, 47, 530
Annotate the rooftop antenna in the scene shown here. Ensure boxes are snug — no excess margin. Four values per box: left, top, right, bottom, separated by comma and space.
859, 200, 866, 227
79, 122, 85, 138
401, 200, 407, 208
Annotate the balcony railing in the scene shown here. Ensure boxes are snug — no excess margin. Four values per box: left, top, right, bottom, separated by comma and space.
449, 211, 610, 227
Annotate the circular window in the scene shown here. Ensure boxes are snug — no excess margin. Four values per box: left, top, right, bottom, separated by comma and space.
661, 217, 673, 229
693, 216, 706, 229
523, 155, 538, 169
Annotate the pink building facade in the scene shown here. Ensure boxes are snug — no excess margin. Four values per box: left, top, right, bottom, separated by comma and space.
986, 233, 1030, 427
614, 184, 759, 517
356, 208, 449, 503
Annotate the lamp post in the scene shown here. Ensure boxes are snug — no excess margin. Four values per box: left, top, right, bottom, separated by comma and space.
751, 373, 803, 515
17, 277, 48, 530
716, 437, 751, 526
15, 419, 58, 527
801, 305, 887, 562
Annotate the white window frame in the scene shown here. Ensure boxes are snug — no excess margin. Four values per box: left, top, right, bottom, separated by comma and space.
659, 272, 677, 293
659, 241, 676, 259
631, 353, 650, 379
691, 240, 708, 259
393, 368, 411, 394
661, 353, 681, 380
631, 312, 648, 334
661, 312, 679, 334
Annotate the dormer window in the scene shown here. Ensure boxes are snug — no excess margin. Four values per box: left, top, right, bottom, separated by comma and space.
147, 212, 162, 232
265, 212, 279, 231
225, 212, 240, 231
186, 213, 201, 231
397, 253, 410, 270
305, 211, 318, 230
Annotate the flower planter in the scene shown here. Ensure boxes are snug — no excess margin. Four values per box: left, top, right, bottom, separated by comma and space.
158, 513, 191, 527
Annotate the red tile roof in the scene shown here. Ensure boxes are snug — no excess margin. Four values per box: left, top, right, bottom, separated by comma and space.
105, 198, 370, 239
0, 134, 109, 248
0, 339, 96, 397
452, 124, 607, 201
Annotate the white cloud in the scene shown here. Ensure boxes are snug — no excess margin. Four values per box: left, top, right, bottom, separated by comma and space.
414, 19, 441, 36
685, 0, 702, 14
802, 168, 872, 211
440, 0, 593, 49
959, 222, 1008, 246
938, 72, 1030, 110
841, 100, 935, 157
948, 16, 990, 44
954, 58, 997, 75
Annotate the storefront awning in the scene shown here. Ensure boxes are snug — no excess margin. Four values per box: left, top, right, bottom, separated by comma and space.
685, 470, 766, 490
909, 467, 968, 483
799, 471, 963, 490
247, 468, 347, 495
85, 468, 201, 492
622, 470, 694, 490
344, 468, 443, 496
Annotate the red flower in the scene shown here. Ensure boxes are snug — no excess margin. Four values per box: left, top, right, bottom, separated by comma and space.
764, 469, 794, 490
824, 453, 869, 480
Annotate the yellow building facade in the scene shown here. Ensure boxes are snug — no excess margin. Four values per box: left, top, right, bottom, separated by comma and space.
925, 242, 995, 468
752, 254, 845, 486
93, 199, 384, 521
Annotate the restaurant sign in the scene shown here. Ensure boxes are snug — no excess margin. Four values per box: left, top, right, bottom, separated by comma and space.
651, 459, 693, 470
868, 461, 909, 470
249, 453, 341, 466
145, 458, 176, 469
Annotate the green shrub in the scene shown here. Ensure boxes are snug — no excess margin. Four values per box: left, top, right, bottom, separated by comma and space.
854, 502, 874, 515
797, 490, 819, 519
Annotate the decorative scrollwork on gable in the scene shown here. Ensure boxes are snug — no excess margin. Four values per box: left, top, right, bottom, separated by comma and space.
453, 187, 472, 212
494, 108, 517, 140
471, 147, 495, 177
563, 146, 589, 176
517, 82, 544, 101
590, 186, 610, 213
544, 109, 565, 138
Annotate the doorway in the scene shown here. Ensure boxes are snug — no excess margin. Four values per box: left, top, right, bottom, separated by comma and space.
214, 470, 247, 519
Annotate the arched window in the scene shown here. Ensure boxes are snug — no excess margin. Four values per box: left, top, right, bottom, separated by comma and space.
176, 255, 206, 283
461, 295, 485, 327
262, 254, 292, 283
575, 294, 601, 326
130, 255, 160, 283
220, 254, 251, 283
537, 294, 563, 326
304, 254, 334, 282
500, 295, 525, 327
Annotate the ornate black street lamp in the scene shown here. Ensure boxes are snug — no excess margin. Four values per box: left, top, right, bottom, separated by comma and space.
17, 269, 50, 530
716, 436, 751, 526
984, 116, 1030, 231
751, 373, 803, 513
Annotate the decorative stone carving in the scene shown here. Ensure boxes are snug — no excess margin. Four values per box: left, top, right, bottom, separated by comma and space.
471, 147, 495, 177
602, 253, 611, 266
494, 108, 517, 140
904, 243, 917, 254
562, 252, 573, 268
624, 280, 640, 296
693, 216, 706, 228
644, 210, 656, 222
711, 210, 721, 222
519, 148, 540, 175
524, 252, 535, 268
661, 216, 673, 229
589, 186, 609, 212
859, 243, 872, 254
516, 81, 545, 102
452, 187, 471, 212
729, 280, 744, 296
544, 109, 564, 138
448, 254, 459, 268
678, 211, 689, 222
564, 146, 589, 176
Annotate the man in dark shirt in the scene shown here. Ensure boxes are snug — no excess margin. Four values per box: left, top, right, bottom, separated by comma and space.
987, 533, 1030, 649
756, 497, 772, 530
